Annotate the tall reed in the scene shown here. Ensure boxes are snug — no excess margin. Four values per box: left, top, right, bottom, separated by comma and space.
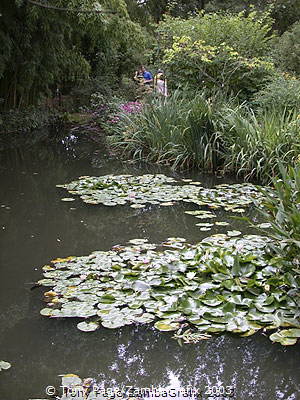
108, 91, 300, 183
218, 106, 300, 183
108, 91, 223, 171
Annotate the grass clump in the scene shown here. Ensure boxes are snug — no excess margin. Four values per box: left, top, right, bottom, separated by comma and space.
108, 91, 224, 171
107, 90, 300, 184
219, 106, 300, 183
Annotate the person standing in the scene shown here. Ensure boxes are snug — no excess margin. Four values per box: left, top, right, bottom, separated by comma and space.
154, 69, 168, 97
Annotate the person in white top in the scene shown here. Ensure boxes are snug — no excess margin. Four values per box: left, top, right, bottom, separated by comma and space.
154, 69, 168, 97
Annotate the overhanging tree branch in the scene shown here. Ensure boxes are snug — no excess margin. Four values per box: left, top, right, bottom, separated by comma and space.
27, 0, 119, 15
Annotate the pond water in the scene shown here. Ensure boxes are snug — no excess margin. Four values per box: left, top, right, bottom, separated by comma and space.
0, 129, 299, 399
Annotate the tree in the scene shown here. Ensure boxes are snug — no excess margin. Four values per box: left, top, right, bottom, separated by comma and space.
0, 0, 146, 109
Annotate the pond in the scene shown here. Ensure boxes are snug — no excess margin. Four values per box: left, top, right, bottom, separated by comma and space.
0, 129, 299, 399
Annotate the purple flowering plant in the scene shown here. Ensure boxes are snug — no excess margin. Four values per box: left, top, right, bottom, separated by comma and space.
119, 101, 143, 114
106, 101, 143, 125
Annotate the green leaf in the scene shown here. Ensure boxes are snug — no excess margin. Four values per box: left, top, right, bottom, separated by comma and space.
154, 320, 180, 331
77, 321, 99, 332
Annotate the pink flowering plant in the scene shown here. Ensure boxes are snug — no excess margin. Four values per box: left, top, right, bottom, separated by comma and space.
88, 91, 143, 135
119, 101, 143, 114
104, 100, 143, 134
106, 102, 142, 124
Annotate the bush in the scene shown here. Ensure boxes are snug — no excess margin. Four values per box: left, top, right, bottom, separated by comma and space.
273, 21, 300, 76
252, 77, 300, 113
163, 36, 276, 100
0, 106, 60, 135
156, 11, 276, 59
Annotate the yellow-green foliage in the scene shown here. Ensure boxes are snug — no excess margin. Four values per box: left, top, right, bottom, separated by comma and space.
163, 36, 276, 99
157, 11, 276, 59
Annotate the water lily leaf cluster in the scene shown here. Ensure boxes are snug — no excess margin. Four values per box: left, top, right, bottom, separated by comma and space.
38, 235, 300, 345
57, 175, 264, 213
196, 183, 264, 211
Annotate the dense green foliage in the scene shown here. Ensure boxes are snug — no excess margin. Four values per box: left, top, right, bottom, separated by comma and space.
156, 11, 275, 58
0, 0, 145, 109
0, 106, 60, 135
103, 3, 300, 183
108, 91, 222, 170
219, 106, 300, 182
126, 0, 300, 33
2, 0, 300, 184
163, 37, 275, 99
108, 91, 300, 183
273, 21, 300, 76
153, 11, 277, 99
257, 164, 300, 262
252, 77, 300, 112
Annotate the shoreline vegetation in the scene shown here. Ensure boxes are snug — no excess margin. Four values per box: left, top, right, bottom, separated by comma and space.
0, 5, 300, 184
105, 90, 300, 184
2, 7, 300, 185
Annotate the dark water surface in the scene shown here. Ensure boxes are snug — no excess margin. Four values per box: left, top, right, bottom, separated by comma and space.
0, 131, 299, 400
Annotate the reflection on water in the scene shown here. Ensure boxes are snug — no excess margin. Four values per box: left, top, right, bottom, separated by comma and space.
0, 130, 299, 400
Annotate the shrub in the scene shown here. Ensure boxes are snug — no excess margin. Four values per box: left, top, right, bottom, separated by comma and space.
163, 36, 276, 99
252, 77, 300, 113
273, 21, 300, 76
0, 106, 60, 135
156, 11, 276, 59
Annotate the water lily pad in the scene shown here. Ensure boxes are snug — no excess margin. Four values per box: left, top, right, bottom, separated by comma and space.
206, 324, 226, 333
133, 313, 155, 323
201, 297, 223, 307
227, 230, 242, 237
226, 316, 251, 333
130, 204, 145, 209
133, 280, 150, 291
37, 212, 299, 346
154, 320, 180, 331
195, 223, 214, 227
101, 318, 126, 329
77, 321, 99, 332
215, 221, 230, 226
0, 361, 11, 371
128, 238, 148, 245
40, 308, 55, 317
269, 330, 299, 346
